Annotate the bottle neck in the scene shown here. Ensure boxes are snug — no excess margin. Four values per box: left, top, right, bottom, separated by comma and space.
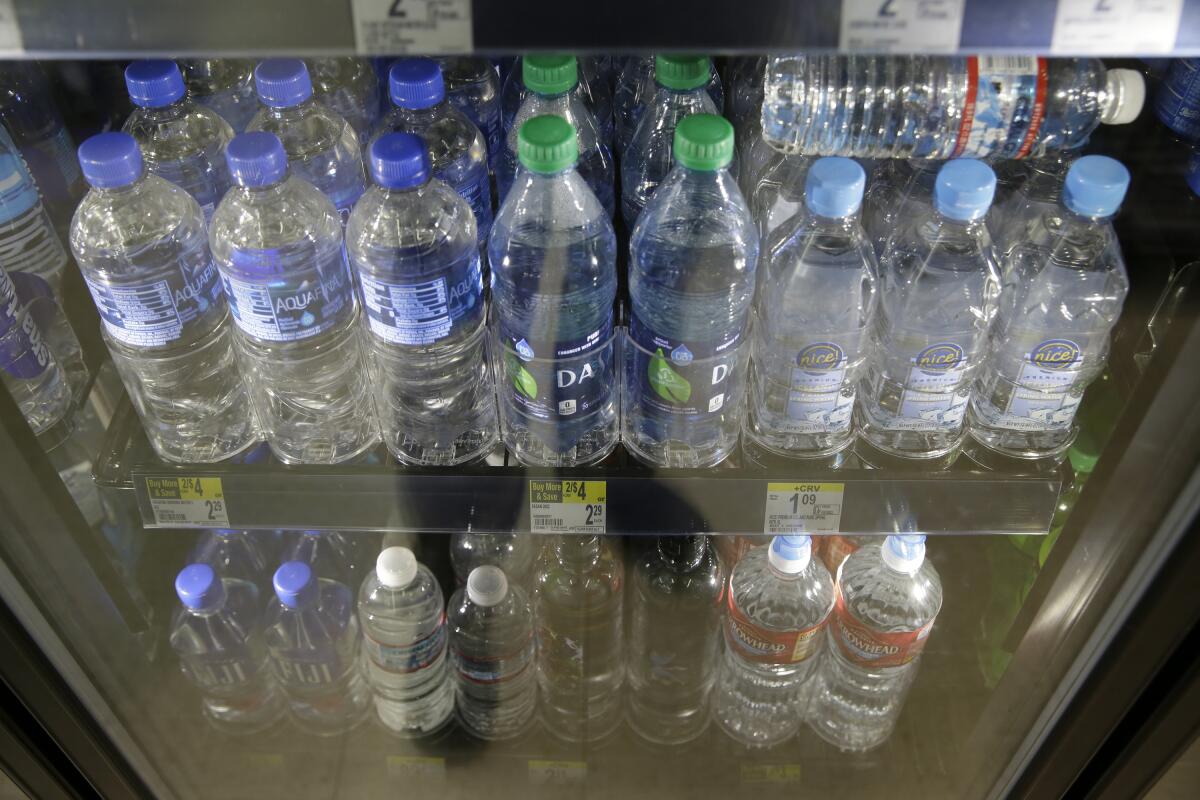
260, 97, 319, 122
393, 100, 449, 125
657, 535, 706, 571
92, 174, 149, 199
138, 98, 191, 122
553, 535, 601, 565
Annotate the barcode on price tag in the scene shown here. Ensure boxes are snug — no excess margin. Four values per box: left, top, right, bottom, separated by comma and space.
764, 483, 844, 534
839, 0, 965, 53
529, 480, 606, 535
1051, 0, 1183, 54
145, 477, 229, 526
350, 0, 473, 55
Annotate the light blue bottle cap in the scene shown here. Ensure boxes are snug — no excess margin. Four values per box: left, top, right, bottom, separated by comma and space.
175, 563, 226, 611
125, 60, 186, 108
77, 132, 144, 189
934, 159, 996, 221
370, 132, 430, 190
225, 131, 288, 188
769, 534, 813, 573
1063, 155, 1130, 218
254, 59, 314, 108
805, 157, 866, 218
884, 533, 927, 573
389, 58, 445, 110
273, 561, 318, 609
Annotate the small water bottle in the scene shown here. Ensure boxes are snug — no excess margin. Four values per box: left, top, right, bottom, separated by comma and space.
745, 146, 813, 244
0, 264, 73, 437
283, 529, 365, 589
179, 59, 258, 133
72, 132, 256, 463
346, 133, 497, 465
501, 55, 614, 148
861, 159, 943, 258
122, 60, 234, 220
449, 533, 537, 589
248, 59, 367, 222
190, 528, 272, 588
436, 57, 503, 168
210, 131, 377, 464
357, 546, 454, 737
990, 151, 1080, 259
0, 128, 71, 292
615, 56, 724, 158
305, 57, 381, 144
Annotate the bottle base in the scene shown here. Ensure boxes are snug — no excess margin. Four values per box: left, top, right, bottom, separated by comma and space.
503, 425, 619, 468
388, 427, 499, 467
622, 435, 736, 470
741, 433, 854, 470
806, 716, 891, 753
456, 709, 538, 742
268, 433, 380, 466
540, 700, 624, 744
961, 429, 1073, 472
625, 704, 710, 746
853, 436, 962, 471
373, 698, 455, 740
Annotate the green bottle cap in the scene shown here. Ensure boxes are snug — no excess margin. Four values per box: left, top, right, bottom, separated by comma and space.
655, 54, 710, 91
518, 115, 578, 174
673, 114, 734, 171
523, 55, 577, 96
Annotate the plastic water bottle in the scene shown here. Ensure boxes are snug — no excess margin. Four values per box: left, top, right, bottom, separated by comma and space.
967, 156, 1130, 464
264, 561, 371, 735
179, 59, 258, 133
122, 60, 234, 220
626, 535, 723, 745
861, 159, 943, 257
283, 529, 364, 589
357, 546, 454, 737
0, 130, 71, 291
990, 151, 1080, 259
437, 57, 503, 168
210, 132, 377, 464
373, 59, 493, 250
72, 132, 256, 463
809, 534, 942, 751
0, 264, 73, 436
534, 535, 624, 742
190, 528, 272, 588
614, 56, 724, 158
447, 566, 538, 740
726, 56, 766, 137
1154, 58, 1200, 142
490, 115, 619, 466
346, 133, 497, 465
761, 56, 1145, 159
497, 56, 615, 219
306, 57, 380, 144
501, 56, 614, 148
856, 159, 1001, 468
745, 158, 877, 465
817, 535, 879, 574
449, 533, 537, 589
170, 563, 285, 733
620, 56, 721, 227
625, 114, 758, 468
746, 147, 813, 243
713, 535, 835, 748
248, 59, 367, 222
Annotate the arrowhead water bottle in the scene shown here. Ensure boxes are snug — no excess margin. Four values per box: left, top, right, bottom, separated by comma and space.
712, 535, 834, 748
190, 528, 272, 589
248, 59, 367, 223
0, 264, 73, 436
437, 57, 503, 168
450, 533, 537, 589
809, 534, 942, 751
357, 547, 454, 737
448, 566, 538, 740
745, 158, 877, 465
620, 56, 721, 227
122, 60, 234, 220
346, 133, 497, 465
0, 129, 71, 291
210, 131, 376, 464
857, 159, 1001, 468
305, 57, 381, 144
615, 56, 724, 158
627, 535, 723, 744
967, 156, 1130, 464
625, 114, 758, 468
170, 563, 285, 733
72, 132, 256, 463
490, 115, 619, 466
501, 56, 614, 149
179, 59, 258, 133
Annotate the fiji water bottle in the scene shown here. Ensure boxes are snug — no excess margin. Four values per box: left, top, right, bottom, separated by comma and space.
437, 57, 503, 168
179, 59, 258, 132
0, 263, 73, 436
0, 128, 71, 291
190, 528, 272, 589
305, 57, 380, 144
283, 529, 366, 589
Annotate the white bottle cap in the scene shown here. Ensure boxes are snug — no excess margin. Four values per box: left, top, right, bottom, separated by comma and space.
882, 534, 926, 574
376, 546, 418, 589
1102, 69, 1145, 125
768, 535, 812, 574
467, 565, 508, 607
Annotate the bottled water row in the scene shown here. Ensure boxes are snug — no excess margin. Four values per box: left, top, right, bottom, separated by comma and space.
172, 529, 939, 753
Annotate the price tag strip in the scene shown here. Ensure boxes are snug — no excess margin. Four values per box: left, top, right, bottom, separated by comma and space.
528, 760, 587, 785
764, 482, 845, 535
529, 480, 606, 535
839, 0, 965, 53
350, 0, 473, 55
145, 477, 229, 526
1051, 0, 1183, 54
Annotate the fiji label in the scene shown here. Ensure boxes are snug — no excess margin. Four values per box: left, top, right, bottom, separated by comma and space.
630, 314, 744, 419
529, 480, 606, 535
499, 317, 614, 422
764, 482, 844, 535
358, 254, 483, 345
954, 57, 1048, 160
272, 654, 344, 689
145, 477, 229, 526
888, 341, 971, 432
363, 619, 446, 673
725, 592, 826, 664
185, 654, 257, 690
85, 260, 222, 348
781, 340, 855, 434
830, 588, 935, 669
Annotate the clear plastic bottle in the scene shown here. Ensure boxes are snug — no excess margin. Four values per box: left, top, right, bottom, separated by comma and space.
490, 115, 619, 466
614, 56, 724, 158
122, 60, 234, 221
247, 59, 367, 223
809, 534, 942, 752
305, 57, 380, 144
170, 563, 285, 733
264, 561, 371, 735
346, 133, 497, 465
0, 128, 71, 291
449, 533, 537, 589
210, 131, 376, 464
990, 150, 1080, 259
817, 535, 880, 574
179, 58, 258, 133
72, 132, 256, 463
497, 56, 615, 219
620, 56, 720, 227
357, 546, 454, 737
283, 529, 364, 589
625, 114, 758, 468
447, 566, 538, 740
626, 535, 723, 745
857, 159, 1001, 468
0, 263, 72, 435
861, 159, 943, 258
726, 56, 766, 138
190, 528, 272, 588
745, 157, 878, 464
534, 534, 624, 742
713, 535, 835, 748
968, 156, 1130, 463
761, 56, 1145, 159
501, 55, 614, 149
437, 57, 503, 168
746, 147, 813, 245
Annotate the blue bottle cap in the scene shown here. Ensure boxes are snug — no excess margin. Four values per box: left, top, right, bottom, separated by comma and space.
369, 132, 430, 189
253, 59, 314, 108
175, 563, 226, 611
1063, 155, 1130, 218
77, 132, 144, 189
934, 158, 996, 221
125, 60, 187, 108
225, 131, 288, 188
273, 561, 318, 609
805, 156, 866, 218
389, 58, 445, 110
